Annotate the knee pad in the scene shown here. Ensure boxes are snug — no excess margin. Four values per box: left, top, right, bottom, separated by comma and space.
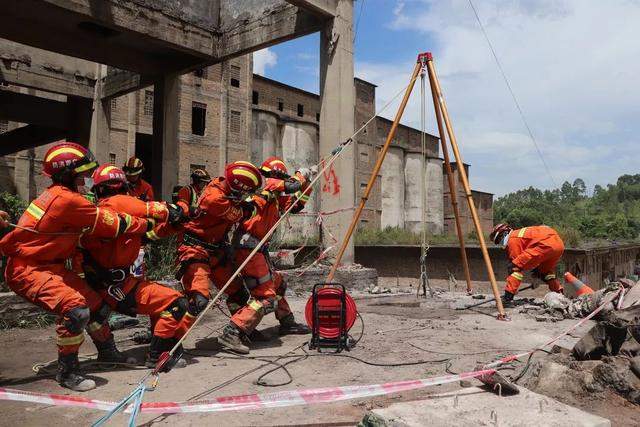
64, 306, 90, 334
168, 297, 189, 321
91, 303, 111, 325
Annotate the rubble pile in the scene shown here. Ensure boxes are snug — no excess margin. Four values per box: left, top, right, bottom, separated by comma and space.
522, 279, 640, 405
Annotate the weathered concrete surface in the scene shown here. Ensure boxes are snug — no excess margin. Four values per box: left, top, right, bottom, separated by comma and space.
251, 109, 280, 165
361, 387, 611, 427
281, 121, 319, 244
381, 146, 405, 229
319, 0, 355, 263
280, 264, 377, 293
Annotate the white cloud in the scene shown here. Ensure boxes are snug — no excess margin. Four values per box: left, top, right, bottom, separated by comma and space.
357, 0, 640, 195
253, 48, 278, 76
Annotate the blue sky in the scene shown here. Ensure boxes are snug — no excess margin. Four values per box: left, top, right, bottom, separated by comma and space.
254, 1, 640, 196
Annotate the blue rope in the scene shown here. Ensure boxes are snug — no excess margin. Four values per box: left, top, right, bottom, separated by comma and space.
92, 383, 145, 427
128, 384, 146, 427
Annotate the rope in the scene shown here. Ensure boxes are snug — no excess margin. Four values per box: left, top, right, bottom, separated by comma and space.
419, 67, 433, 298
166, 79, 413, 360
467, 0, 557, 187
100, 75, 415, 427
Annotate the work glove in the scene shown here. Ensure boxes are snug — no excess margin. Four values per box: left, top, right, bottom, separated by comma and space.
0, 211, 9, 229
296, 167, 313, 180
189, 293, 210, 316
167, 203, 186, 225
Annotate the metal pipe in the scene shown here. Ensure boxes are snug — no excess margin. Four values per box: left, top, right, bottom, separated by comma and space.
425, 54, 507, 319
427, 66, 473, 294
327, 60, 422, 282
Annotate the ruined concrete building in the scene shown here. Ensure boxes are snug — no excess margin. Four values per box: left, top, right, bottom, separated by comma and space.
0, 0, 492, 249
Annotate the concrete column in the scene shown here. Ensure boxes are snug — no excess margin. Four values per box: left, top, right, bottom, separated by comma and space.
66, 96, 93, 146
319, 0, 355, 263
88, 64, 110, 163
151, 74, 180, 200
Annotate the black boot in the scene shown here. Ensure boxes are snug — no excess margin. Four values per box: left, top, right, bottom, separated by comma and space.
502, 291, 516, 308
57, 353, 96, 392
218, 323, 250, 354
145, 336, 186, 371
278, 313, 311, 336
95, 337, 138, 365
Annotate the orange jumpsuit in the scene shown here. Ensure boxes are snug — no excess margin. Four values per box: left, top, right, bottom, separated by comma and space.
129, 178, 154, 201
178, 178, 244, 300
505, 225, 564, 294
224, 174, 311, 334
0, 185, 150, 355
80, 194, 195, 339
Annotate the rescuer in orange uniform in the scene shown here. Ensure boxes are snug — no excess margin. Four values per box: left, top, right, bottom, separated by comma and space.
177, 161, 263, 324
216, 157, 313, 354
0, 142, 154, 391
490, 223, 565, 306
173, 168, 211, 213
79, 164, 192, 371
123, 157, 154, 201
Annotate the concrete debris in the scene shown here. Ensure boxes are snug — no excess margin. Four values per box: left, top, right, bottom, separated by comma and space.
369, 286, 392, 294
359, 386, 611, 427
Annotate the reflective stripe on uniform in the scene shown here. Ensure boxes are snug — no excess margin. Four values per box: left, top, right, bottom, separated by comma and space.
146, 229, 160, 241
510, 271, 524, 281
25, 202, 45, 221
295, 191, 310, 202
248, 300, 263, 312
87, 321, 104, 332
123, 213, 133, 231
517, 227, 528, 238
257, 274, 272, 285
544, 273, 556, 281
160, 310, 173, 318
57, 334, 85, 346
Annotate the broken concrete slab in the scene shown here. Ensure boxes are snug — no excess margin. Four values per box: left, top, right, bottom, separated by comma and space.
360, 386, 610, 427
621, 283, 640, 309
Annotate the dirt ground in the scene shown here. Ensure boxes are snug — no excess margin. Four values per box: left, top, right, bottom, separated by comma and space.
0, 278, 639, 426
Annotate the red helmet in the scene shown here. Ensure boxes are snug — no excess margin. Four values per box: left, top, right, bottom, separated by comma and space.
260, 156, 288, 176
490, 223, 512, 245
123, 157, 144, 176
224, 161, 262, 193
92, 164, 128, 191
43, 141, 97, 178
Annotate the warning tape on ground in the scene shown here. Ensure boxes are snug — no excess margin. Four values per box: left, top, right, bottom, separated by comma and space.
486, 286, 623, 368
0, 369, 495, 414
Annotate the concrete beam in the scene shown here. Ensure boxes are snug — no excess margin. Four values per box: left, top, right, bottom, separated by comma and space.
285, 0, 336, 17
0, 125, 66, 156
218, 1, 324, 60
0, 91, 67, 129
319, 0, 355, 263
101, 69, 154, 101
1, 0, 209, 75
0, 40, 96, 98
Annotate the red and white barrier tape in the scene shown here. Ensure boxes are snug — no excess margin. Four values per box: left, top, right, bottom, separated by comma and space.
0, 369, 494, 414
